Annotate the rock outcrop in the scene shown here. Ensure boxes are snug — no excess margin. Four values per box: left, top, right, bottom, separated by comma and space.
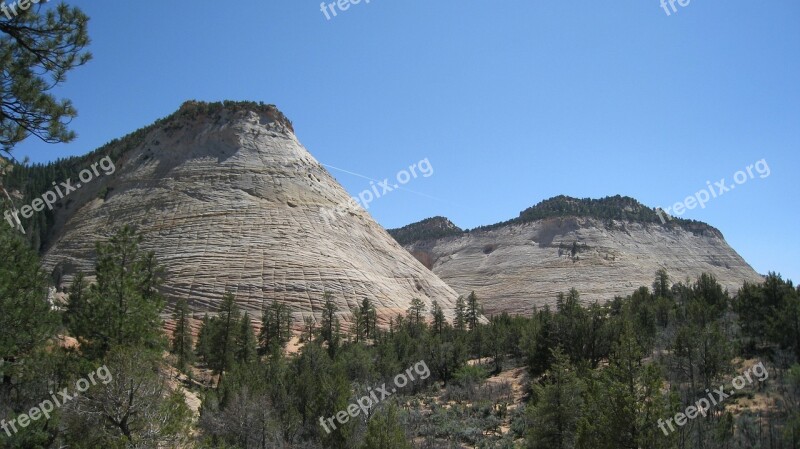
391, 196, 763, 315
41, 101, 458, 324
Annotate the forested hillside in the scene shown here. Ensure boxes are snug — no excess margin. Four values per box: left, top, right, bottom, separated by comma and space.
1, 225, 798, 448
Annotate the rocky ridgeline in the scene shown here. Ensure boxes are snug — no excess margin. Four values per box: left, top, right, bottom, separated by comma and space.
390, 197, 763, 315
41, 101, 458, 324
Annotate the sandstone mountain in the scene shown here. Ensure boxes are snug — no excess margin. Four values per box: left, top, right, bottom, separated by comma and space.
389, 196, 763, 315
39, 101, 458, 323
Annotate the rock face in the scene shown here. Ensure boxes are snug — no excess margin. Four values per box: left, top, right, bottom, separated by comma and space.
41, 101, 458, 323
392, 198, 763, 315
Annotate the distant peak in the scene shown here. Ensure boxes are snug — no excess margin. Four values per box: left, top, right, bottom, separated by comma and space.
388, 216, 463, 245
519, 195, 652, 221
4, 100, 297, 189
389, 195, 723, 246
517, 195, 715, 230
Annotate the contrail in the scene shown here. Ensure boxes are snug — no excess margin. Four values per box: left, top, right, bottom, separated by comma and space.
321, 162, 447, 203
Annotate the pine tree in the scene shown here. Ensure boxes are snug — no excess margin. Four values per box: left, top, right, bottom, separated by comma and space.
454, 295, 466, 332
466, 291, 482, 331
320, 291, 339, 353
527, 307, 557, 376
487, 315, 508, 374
735, 272, 800, 358
195, 313, 212, 363
778, 287, 800, 361
431, 300, 445, 335
0, 3, 91, 153
171, 298, 194, 371
555, 288, 588, 364
292, 343, 351, 445
577, 323, 674, 449
302, 316, 316, 343
259, 300, 293, 354
362, 298, 377, 340
407, 298, 426, 327
527, 348, 584, 449
652, 268, 672, 299
235, 313, 258, 365
0, 224, 58, 386
63, 271, 88, 332
351, 304, 364, 343
66, 226, 166, 359
207, 292, 240, 381
360, 405, 412, 449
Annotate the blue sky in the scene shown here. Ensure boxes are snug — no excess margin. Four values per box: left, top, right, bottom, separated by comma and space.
14, 1, 800, 282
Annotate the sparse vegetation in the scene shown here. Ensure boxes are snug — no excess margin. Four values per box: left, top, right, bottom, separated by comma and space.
388, 216, 464, 245
389, 195, 721, 247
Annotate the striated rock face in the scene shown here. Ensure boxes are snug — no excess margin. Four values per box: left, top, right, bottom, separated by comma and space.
41, 102, 458, 324
393, 201, 763, 315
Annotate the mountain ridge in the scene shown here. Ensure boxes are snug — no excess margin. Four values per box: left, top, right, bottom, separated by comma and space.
388, 194, 721, 246
390, 197, 761, 315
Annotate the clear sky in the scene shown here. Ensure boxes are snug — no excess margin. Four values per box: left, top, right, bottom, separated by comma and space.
13, 1, 800, 283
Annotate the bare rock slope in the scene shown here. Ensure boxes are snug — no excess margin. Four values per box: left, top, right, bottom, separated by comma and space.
41, 101, 458, 322
390, 197, 763, 315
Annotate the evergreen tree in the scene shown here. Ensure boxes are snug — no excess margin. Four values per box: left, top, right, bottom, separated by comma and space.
293, 343, 351, 446
673, 274, 732, 393
359, 297, 376, 340
349, 298, 371, 342
195, 313, 212, 363
63, 271, 88, 330
577, 323, 674, 449
302, 315, 316, 343
735, 272, 799, 359
527, 348, 584, 449
454, 295, 466, 332
375, 335, 402, 379
207, 292, 240, 381
0, 224, 57, 388
431, 300, 445, 335
777, 286, 800, 361
361, 405, 412, 449
234, 313, 258, 365
0, 2, 91, 153
527, 307, 557, 376
406, 298, 426, 328
487, 315, 508, 374
427, 334, 461, 385
407, 298, 426, 325
259, 300, 293, 354
690, 273, 728, 325
65, 226, 166, 359
652, 268, 672, 299
171, 298, 194, 371
319, 291, 341, 356
555, 288, 589, 365
466, 291, 482, 331
351, 303, 364, 343
585, 302, 611, 368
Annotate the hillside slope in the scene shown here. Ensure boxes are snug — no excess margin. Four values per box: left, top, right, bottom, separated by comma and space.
391, 197, 762, 315
38, 101, 458, 322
